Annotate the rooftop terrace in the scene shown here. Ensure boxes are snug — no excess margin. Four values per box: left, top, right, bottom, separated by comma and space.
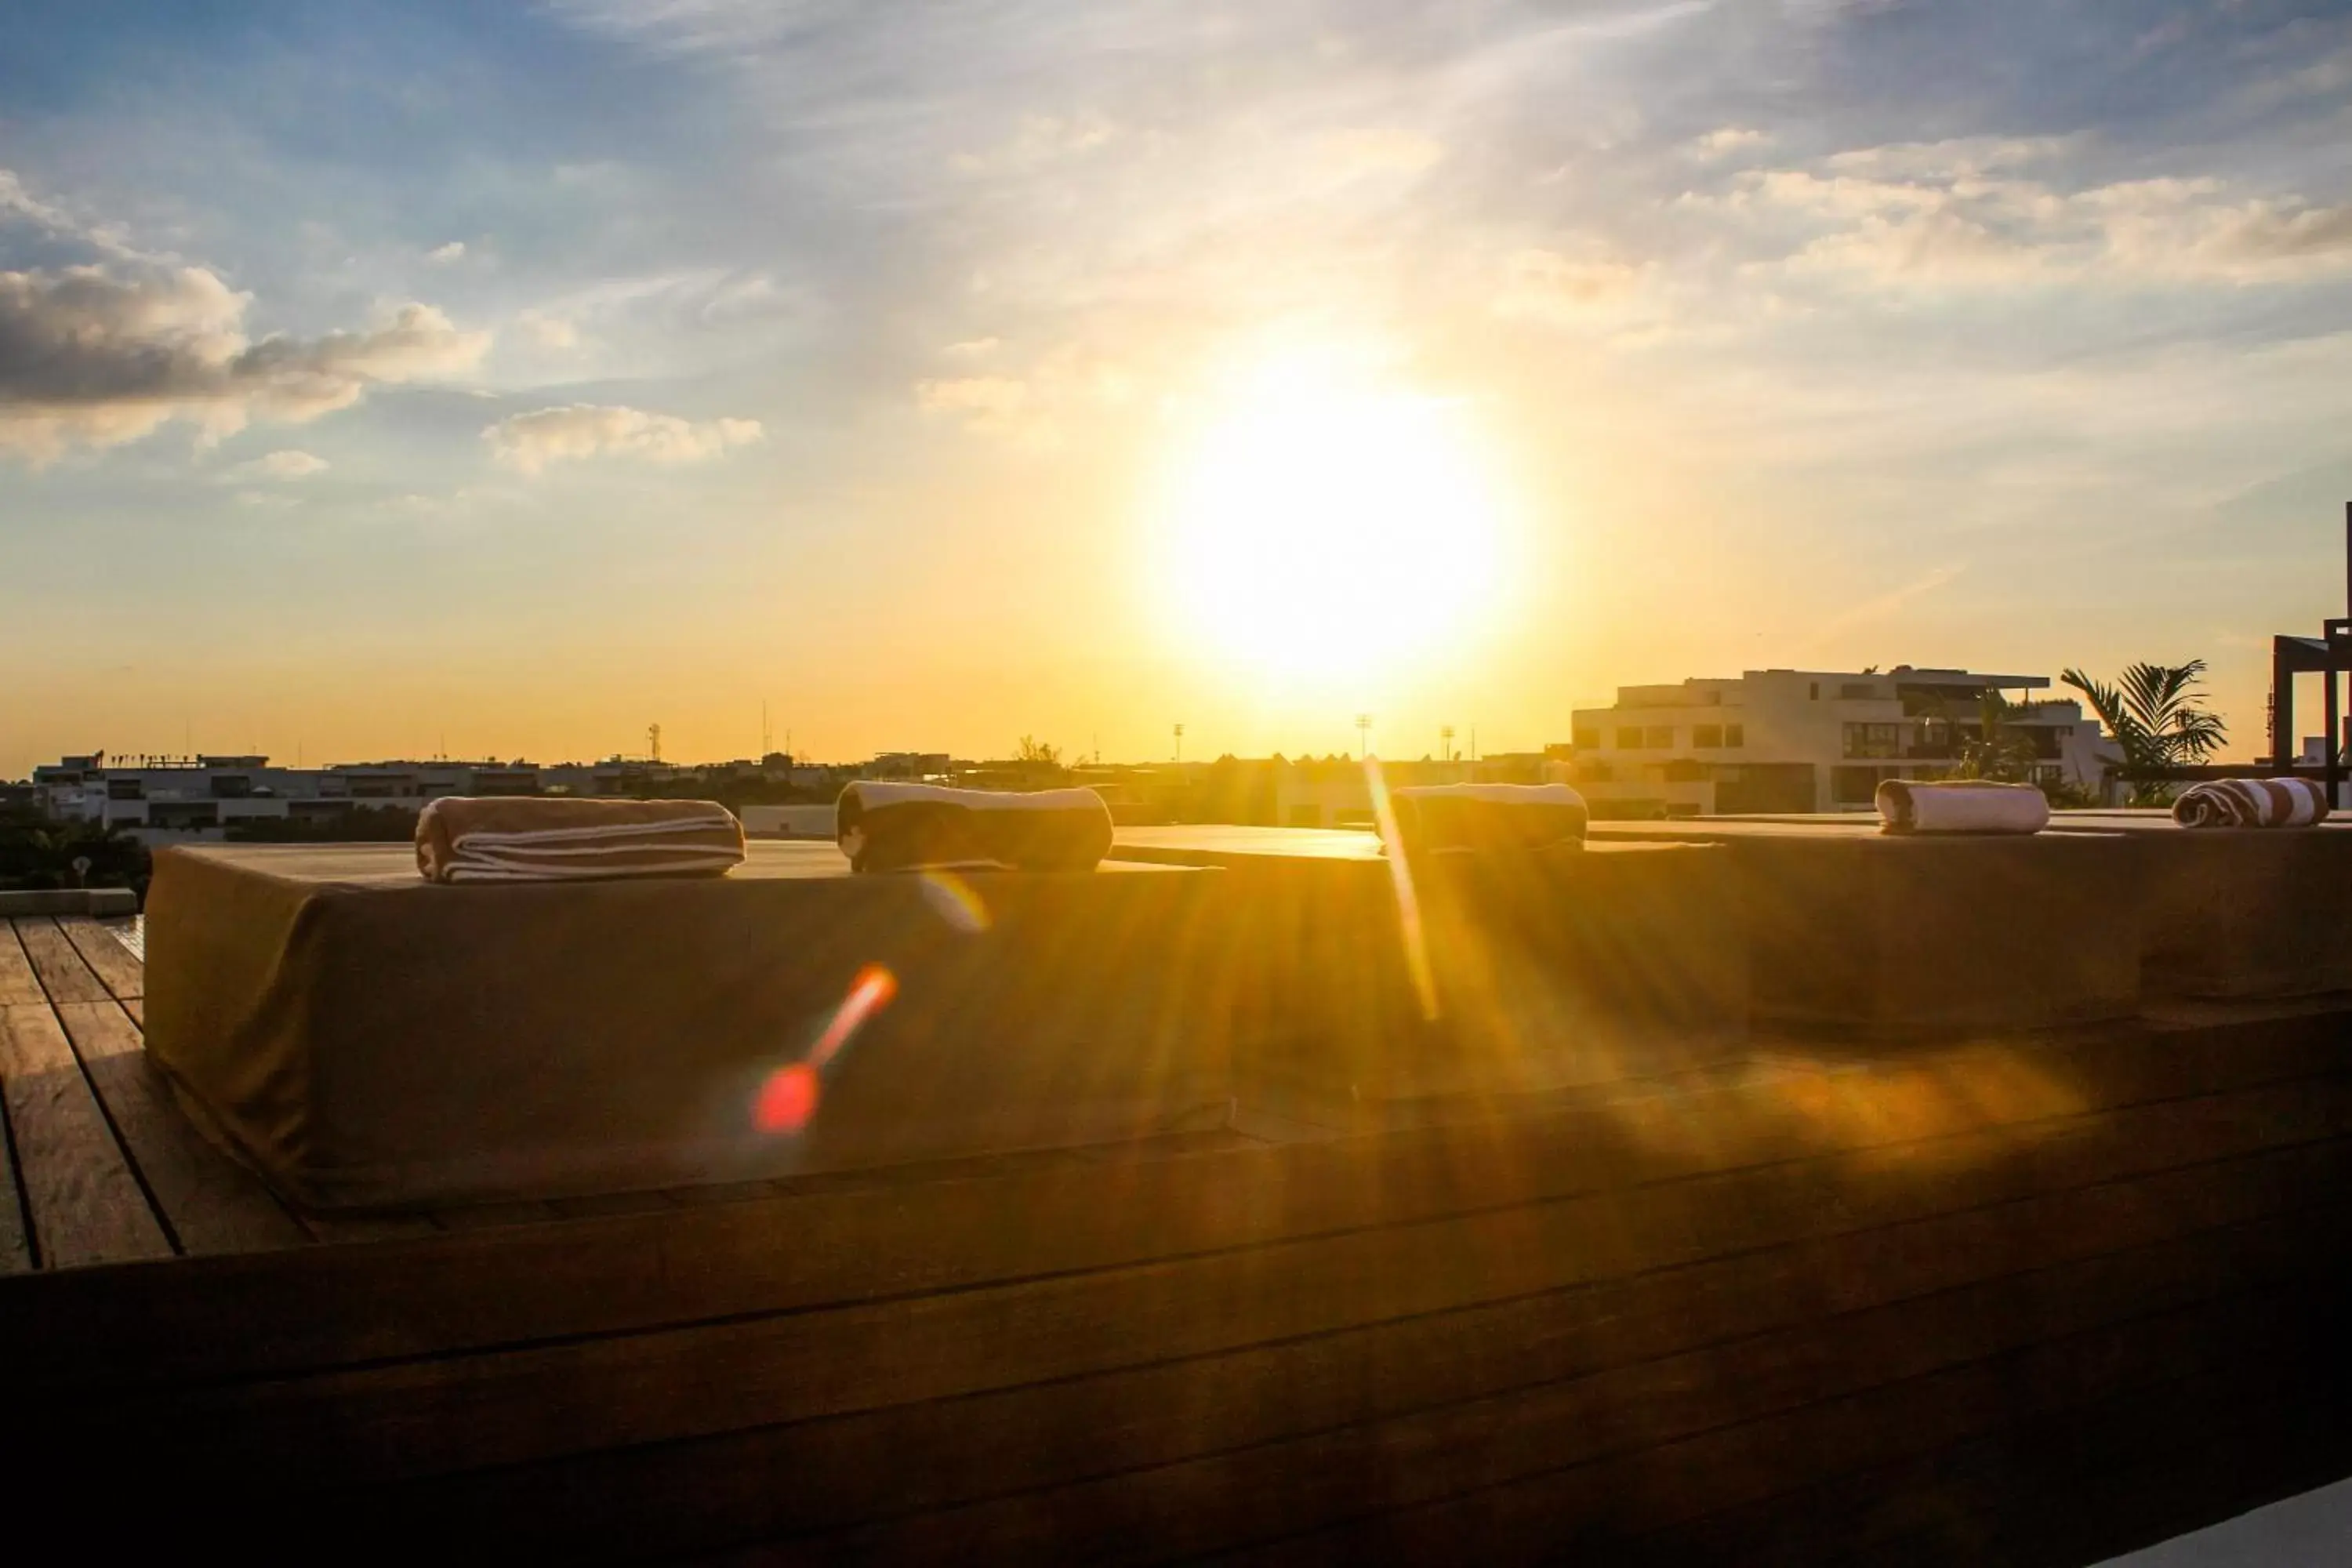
4, 823, 2350, 1559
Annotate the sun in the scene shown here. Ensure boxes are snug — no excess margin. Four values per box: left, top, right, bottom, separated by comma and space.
1152, 358, 1511, 684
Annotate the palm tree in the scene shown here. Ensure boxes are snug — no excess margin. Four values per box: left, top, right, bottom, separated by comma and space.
2060, 660, 2229, 806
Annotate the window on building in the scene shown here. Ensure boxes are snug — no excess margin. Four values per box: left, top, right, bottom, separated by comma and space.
106, 777, 143, 800
1573, 728, 1601, 752
1830, 765, 1882, 804
1616, 728, 1644, 749
1725, 724, 1744, 748
1645, 725, 1674, 748
1839, 682, 1877, 700
1693, 724, 1723, 749
1661, 758, 1708, 782
1843, 722, 1900, 759
1809, 682, 1820, 700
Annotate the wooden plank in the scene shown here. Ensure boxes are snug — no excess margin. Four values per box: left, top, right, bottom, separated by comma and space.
36, 1093, 2352, 1495
0, 1004, 171, 1269
546, 1191, 679, 1220
301, 1214, 442, 1244
431, 1201, 564, 1232
48, 1000, 304, 1258
367, 1152, 2352, 1555
119, 996, 142, 1029
1214, 1281, 2339, 1566
0, 923, 45, 1007
12, 918, 113, 1004
4, 1021, 2348, 1394
56, 916, 143, 1001
0, 1076, 29, 1276
776, 1203, 2348, 1563
1633, 1352, 2352, 1567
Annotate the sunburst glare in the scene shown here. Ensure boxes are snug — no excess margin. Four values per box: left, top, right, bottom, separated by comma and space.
1152, 354, 1515, 686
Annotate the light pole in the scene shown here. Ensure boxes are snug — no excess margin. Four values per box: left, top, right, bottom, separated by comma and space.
1173, 723, 1184, 764
1440, 724, 1455, 764
1356, 713, 1373, 760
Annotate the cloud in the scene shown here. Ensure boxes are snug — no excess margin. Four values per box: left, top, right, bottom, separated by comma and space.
1708, 146, 2352, 290
1315, 129, 1446, 180
950, 113, 1118, 175
227, 448, 328, 481
426, 241, 467, 263
515, 308, 581, 350
482, 403, 764, 474
1689, 126, 1769, 160
0, 264, 488, 463
1493, 247, 1649, 325
914, 342, 1133, 448
942, 337, 1000, 358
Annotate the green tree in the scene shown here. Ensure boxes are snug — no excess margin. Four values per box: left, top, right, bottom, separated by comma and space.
1952, 689, 2039, 784
2060, 660, 2229, 806
1014, 735, 1062, 766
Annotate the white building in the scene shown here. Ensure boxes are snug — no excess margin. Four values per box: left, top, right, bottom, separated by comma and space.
1567, 666, 2120, 816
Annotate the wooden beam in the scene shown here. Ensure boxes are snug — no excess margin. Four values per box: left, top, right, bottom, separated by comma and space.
0, 1003, 170, 1269
33, 1084, 2352, 1492
354, 1147, 2352, 1555
2, 1010, 2347, 1392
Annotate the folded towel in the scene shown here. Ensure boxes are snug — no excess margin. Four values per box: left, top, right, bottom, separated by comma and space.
1388, 783, 1588, 856
836, 782, 1113, 873
2172, 777, 2332, 829
416, 797, 746, 884
1876, 779, 2051, 836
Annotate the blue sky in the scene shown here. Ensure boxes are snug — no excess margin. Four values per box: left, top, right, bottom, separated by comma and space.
5, 1, 2352, 773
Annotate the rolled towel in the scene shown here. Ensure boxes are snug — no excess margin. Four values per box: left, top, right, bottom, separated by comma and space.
416, 797, 746, 884
1876, 779, 2051, 836
2172, 777, 2332, 829
837, 782, 1112, 873
1389, 783, 1588, 856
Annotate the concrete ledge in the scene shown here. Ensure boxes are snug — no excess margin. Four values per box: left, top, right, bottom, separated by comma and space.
0, 887, 139, 916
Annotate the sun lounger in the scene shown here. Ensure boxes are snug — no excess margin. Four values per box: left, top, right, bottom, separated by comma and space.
143, 842, 1233, 1209
1108, 826, 1748, 1127
2048, 811, 2352, 997
1591, 819, 2143, 1035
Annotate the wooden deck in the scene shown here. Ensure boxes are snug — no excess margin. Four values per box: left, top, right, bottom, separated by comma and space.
5, 913, 2352, 1560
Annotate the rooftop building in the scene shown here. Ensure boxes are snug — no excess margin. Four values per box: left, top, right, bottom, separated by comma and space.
1568, 666, 2121, 815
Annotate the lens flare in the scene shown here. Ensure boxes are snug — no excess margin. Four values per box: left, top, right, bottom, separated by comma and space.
754, 1062, 821, 1134
812, 963, 898, 1068
1365, 757, 1439, 1022
917, 869, 993, 933
751, 963, 901, 1135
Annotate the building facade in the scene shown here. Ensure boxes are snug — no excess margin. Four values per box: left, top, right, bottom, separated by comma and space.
1567, 666, 2120, 816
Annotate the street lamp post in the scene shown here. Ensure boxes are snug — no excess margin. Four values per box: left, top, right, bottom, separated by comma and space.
1173, 724, 1184, 764
1356, 713, 1373, 760
1440, 724, 1455, 764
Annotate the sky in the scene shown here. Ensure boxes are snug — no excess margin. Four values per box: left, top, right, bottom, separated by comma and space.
5, 0, 2352, 777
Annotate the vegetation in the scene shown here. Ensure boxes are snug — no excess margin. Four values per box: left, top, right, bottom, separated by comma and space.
2060, 660, 2229, 806
0, 808, 151, 896
1014, 735, 1062, 766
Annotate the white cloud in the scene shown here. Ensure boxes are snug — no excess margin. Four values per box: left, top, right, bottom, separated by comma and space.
1689, 126, 1770, 160
949, 113, 1118, 175
0, 263, 488, 463
426, 241, 467, 264
942, 336, 1000, 358
482, 403, 764, 474
516, 308, 581, 350
1315, 128, 1446, 180
227, 448, 329, 481
914, 342, 1133, 448
1493, 247, 1651, 328
1708, 145, 2352, 290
